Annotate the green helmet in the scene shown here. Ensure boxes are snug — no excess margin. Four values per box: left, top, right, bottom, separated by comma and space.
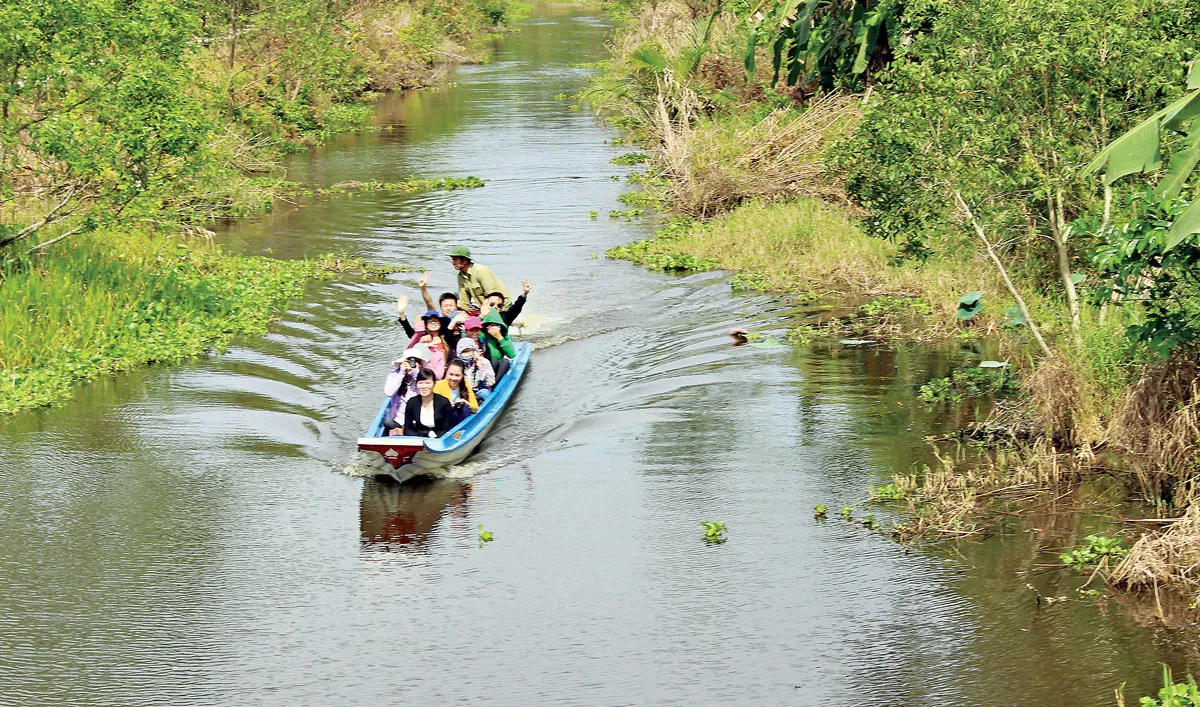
449, 245, 472, 259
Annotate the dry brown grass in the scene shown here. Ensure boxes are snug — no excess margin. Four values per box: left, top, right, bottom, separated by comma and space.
1110, 361, 1200, 504
1111, 504, 1200, 604
655, 93, 862, 216
1025, 354, 1102, 448
891, 441, 1081, 540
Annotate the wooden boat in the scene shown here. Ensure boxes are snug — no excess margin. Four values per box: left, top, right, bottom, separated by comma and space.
357, 343, 532, 483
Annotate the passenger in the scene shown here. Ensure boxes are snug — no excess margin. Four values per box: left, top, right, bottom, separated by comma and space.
408, 310, 460, 378
402, 369, 455, 438
417, 272, 464, 319
450, 245, 510, 312
461, 315, 484, 347
382, 344, 432, 434
480, 279, 532, 326
481, 309, 516, 380
397, 294, 464, 358
434, 358, 478, 425
456, 338, 495, 400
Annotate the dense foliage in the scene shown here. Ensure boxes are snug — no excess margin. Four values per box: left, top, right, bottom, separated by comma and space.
744, 0, 900, 91
833, 0, 1200, 264
0, 0, 523, 251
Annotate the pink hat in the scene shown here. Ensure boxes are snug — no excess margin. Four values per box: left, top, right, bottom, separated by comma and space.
463, 316, 483, 330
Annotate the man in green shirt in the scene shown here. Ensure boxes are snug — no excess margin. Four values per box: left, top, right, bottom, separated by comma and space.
450, 245, 510, 311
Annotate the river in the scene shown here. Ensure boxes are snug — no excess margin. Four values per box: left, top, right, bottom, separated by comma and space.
0, 4, 1194, 705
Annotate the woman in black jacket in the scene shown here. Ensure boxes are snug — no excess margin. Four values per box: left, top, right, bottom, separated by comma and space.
403, 369, 455, 438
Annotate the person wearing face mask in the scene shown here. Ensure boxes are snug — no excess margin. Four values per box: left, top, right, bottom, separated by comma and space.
480, 309, 515, 381
402, 369, 454, 438
433, 358, 478, 425
456, 338, 495, 400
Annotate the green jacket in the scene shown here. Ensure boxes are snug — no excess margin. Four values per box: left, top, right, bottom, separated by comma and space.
481, 310, 516, 362
457, 262, 510, 310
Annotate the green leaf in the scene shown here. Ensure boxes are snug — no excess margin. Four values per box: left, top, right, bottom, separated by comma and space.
1163, 199, 1200, 250
1002, 306, 1026, 327
1070, 273, 1086, 285
1157, 121, 1200, 200
957, 291, 983, 320
1086, 117, 1162, 185
744, 26, 759, 77
1162, 89, 1200, 131
852, 6, 887, 75
1189, 59, 1200, 90
770, 35, 786, 86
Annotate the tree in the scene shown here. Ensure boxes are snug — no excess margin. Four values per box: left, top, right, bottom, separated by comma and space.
0, 0, 208, 250
834, 0, 1200, 322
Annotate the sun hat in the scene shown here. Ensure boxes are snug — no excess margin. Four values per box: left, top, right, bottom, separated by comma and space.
456, 338, 480, 355
463, 316, 483, 330
449, 245, 472, 259
399, 343, 432, 364
421, 309, 443, 321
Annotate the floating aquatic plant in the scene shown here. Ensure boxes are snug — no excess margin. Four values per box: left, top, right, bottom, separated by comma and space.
701, 521, 727, 544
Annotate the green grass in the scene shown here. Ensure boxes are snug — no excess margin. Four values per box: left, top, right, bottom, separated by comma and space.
0, 229, 371, 415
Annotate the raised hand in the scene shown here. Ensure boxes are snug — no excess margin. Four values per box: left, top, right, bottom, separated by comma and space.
418, 272, 431, 289
396, 294, 409, 315
522, 279, 532, 296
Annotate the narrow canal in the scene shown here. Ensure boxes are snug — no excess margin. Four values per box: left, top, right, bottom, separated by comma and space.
0, 4, 1194, 705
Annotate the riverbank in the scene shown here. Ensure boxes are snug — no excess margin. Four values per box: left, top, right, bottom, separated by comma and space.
0, 0, 515, 414
592, 0, 1200, 619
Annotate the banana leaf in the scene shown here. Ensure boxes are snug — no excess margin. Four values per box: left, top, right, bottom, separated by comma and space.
1164, 199, 1200, 250
1157, 121, 1200, 200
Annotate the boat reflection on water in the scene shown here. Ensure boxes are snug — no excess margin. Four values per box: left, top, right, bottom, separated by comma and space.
359, 477, 471, 553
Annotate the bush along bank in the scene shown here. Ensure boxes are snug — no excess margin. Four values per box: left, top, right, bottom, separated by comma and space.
592, 0, 1200, 605
1, 0, 512, 413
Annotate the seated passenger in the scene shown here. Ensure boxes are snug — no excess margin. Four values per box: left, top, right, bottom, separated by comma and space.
403, 369, 455, 438
397, 294, 465, 348
456, 338, 495, 400
481, 309, 515, 380
408, 310, 458, 378
481, 279, 532, 326
461, 315, 484, 347
382, 344, 432, 434
434, 358, 478, 425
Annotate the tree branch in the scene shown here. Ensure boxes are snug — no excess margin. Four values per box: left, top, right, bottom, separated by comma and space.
953, 189, 1053, 358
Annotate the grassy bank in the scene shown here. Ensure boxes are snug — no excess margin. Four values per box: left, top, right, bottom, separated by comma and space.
0, 229, 396, 415
608, 198, 1010, 337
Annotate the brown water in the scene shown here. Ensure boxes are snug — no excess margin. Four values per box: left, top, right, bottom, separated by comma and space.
0, 5, 1195, 705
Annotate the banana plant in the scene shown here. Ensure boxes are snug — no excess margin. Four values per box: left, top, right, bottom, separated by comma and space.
743, 0, 900, 90
1085, 60, 1200, 250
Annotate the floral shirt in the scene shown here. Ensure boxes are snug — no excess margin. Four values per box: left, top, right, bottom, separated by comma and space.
463, 356, 495, 392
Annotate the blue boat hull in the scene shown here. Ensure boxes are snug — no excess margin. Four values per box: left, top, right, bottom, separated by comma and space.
357, 343, 532, 482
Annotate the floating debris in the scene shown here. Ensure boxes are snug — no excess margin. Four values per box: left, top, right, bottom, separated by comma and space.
748, 338, 785, 349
